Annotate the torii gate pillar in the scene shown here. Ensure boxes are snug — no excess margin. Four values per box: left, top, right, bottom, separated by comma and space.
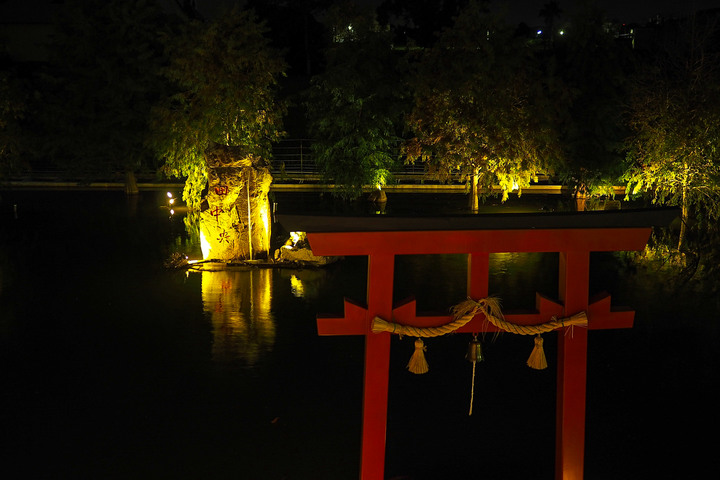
362, 252, 394, 475
280, 209, 677, 480
557, 250, 590, 479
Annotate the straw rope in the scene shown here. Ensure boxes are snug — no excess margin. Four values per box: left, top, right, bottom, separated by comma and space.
371, 297, 588, 337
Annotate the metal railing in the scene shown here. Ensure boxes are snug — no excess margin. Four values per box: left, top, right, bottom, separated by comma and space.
270, 138, 431, 181
271, 139, 316, 174
5, 139, 563, 189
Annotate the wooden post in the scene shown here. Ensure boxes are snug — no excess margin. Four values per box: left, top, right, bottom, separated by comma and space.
467, 252, 490, 299
556, 250, 590, 480
361, 253, 394, 480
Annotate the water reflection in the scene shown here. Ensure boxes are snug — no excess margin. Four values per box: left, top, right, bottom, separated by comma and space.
393, 253, 559, 312
197, 268, 275, 365
278, 268, 334, 300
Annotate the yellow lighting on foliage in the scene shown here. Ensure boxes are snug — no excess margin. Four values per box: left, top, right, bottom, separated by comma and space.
289, 231, 303, 246
200, 229, 212, 260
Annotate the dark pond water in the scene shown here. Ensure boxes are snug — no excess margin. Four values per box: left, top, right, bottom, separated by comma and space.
1, 190, 718, 479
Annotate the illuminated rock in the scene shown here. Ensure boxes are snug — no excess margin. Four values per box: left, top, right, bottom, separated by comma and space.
199, 144, 273, 261
275, 244, 337, 265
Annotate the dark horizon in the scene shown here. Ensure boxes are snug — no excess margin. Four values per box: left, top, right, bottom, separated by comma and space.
2, 0, 719, 26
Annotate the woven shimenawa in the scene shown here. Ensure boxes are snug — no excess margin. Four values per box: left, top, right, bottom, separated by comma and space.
371, 297, 588, 372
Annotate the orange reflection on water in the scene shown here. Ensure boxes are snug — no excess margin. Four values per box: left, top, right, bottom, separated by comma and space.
200, 268, 275, 365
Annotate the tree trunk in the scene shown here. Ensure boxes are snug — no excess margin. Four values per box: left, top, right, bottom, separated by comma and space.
124, 169, 139, 195
678, 185, 688, 250
469, 167, 479, 212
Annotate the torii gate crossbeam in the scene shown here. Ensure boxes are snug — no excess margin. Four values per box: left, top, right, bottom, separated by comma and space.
279, 208, 677, 480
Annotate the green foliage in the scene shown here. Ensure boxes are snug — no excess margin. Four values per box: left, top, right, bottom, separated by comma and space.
39, 0, 167, 177
624, 17, 720, 245
404, 0, 557, 202
148, 7, 286, 207
306, 2, 408, 200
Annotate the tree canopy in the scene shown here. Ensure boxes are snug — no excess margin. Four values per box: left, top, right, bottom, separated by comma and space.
624, 16, 720, 248
148, 7, 287, 206
404, 0, 557, 209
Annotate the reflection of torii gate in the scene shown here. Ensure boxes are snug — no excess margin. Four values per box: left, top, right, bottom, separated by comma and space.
280, 209, 677, 480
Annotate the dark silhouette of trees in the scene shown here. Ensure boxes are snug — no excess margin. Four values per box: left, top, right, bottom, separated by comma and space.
0, 65, 26, 180
38, 0, 168, 192
539, 1, 562, 44
547, 6, 632, 200
246, 0, 330, 78
306, 2, 408, 200
377, 0, 470, 47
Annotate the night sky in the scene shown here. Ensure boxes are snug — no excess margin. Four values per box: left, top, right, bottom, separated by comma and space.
197, 0, 720, 25
1, 0, 719, 25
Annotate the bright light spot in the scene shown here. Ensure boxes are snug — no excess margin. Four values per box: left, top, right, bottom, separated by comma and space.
290, 231, 302, 246
170, 209, 175, 215
512, 181, 519, 191
166, 192, 173, 198
258, 201, 271, 257
169, 198, 175, 205
559, 30, 565, 35
537, 30, 542, 35
290, 274, 305, 298
200, 230, 212, 260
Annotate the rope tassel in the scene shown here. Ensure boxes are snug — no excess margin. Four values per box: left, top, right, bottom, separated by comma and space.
527, 334, 548, 370
407, 338, 429, 374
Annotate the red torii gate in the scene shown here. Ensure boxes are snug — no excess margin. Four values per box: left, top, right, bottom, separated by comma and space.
280, 208, 677, 480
